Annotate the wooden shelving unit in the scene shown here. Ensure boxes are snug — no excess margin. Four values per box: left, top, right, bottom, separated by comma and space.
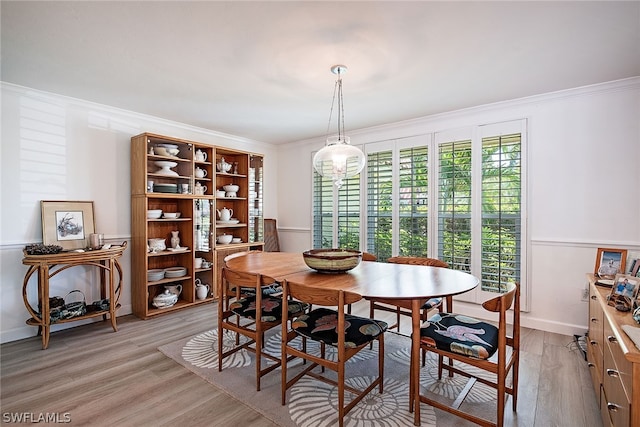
131, 133, 264, 319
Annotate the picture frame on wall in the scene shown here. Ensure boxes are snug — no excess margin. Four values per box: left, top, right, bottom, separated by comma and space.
595, 248, 628, 280
41, 200, 95, 251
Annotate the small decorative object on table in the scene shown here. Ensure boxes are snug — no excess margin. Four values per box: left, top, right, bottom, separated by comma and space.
302, 249, 362, 273
25, 244, 63, 255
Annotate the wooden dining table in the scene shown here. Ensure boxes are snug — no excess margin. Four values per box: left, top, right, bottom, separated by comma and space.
225, 251, 479, 426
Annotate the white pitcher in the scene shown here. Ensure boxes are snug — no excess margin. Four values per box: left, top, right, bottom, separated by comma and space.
196, 279, 210, 300
216, 207, 233, 221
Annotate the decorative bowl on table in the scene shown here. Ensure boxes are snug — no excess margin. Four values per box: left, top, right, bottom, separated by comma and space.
302, 249, 362, 274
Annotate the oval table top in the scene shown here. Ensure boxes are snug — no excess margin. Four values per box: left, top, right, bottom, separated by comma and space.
224, 251, 479, 300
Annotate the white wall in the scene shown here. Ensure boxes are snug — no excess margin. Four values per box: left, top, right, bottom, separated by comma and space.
2, 79, 639, 343
0, 83, 279, 343
275, 77, 640, 336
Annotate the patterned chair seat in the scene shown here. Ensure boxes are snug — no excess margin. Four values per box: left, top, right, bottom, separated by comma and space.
420, 312, 499, 360
292, 307, 388, 348
422, 298, 442, 310
230, 295, 308, 323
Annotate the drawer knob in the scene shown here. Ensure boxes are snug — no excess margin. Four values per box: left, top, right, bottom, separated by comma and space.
590, 340, 597, 346
607, 335, 617, 343
607, 402, 621, 412
591, 295, 597, 300
590, 317, 598, 323
606, 368, 619, 377
587, 362, 595, 368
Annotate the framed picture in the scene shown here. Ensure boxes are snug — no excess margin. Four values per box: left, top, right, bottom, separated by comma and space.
41, 201, 95, 250
608, 274, 640, 311
595, 248, 628, 280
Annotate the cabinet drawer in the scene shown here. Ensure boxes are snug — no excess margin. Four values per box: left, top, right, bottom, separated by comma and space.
589, 287, 604, 372
603, 342, 631, 426
587, 345, 602, 406
604, 322, 633, 401
600, 385, 614, 427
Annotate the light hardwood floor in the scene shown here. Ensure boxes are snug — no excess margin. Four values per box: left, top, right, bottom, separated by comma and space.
1, 301, 602, 427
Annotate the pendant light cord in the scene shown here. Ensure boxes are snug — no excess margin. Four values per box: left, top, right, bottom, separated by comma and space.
325, 68, 345, 143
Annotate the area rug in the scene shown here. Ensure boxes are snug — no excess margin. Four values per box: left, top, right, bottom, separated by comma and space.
159, 328, 497, 427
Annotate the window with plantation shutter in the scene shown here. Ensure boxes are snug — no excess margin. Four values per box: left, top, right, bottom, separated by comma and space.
398, 146, 429, 256
312, 171, 334, 248
366, 150, 393, 260
437, 140, 472, 272
337, 175, 361, 249
480, 133, 522, 292
312, 168, 361, 250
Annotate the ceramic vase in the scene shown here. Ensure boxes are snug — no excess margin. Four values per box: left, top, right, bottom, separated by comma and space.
171, 230, 180, 249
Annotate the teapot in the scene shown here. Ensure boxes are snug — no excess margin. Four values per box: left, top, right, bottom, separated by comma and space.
195, 279, 210, 300
216, 207, 233, 221
194, 182, 207, 195
217, 157, 232, 173
195, 167, 207, 178
195, 149, 207, 162
164, 284, 183, 297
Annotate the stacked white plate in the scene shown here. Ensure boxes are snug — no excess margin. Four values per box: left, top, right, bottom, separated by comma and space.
164, 267, 187, 278
147, 269, 165, 282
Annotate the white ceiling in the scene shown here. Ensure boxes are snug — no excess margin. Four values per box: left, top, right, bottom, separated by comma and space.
2, 1, 639, 144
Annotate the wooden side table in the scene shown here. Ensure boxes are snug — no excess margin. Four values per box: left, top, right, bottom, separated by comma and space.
21, 242, 127, 349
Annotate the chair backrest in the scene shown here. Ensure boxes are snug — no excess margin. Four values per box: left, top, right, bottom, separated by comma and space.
482, 282, 518, 313
362, 252, 378, 261
482, 282, 520, 350
221, 267, 276, 292
387, 256, 449, 268
223, 250, 262, 264
263, 218, 280, 252
283, 279, 361, 307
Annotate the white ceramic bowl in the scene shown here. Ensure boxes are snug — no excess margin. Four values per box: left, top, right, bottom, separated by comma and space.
231, 238, 242, 243
162, 212, 180, 219
223, 184, 239, 192
147, 209, 163, 219
217, 234, 233, 244
155, 144, 179, 156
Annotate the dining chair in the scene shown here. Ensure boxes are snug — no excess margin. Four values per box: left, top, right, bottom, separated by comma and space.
263, 218, 280, 252
281, 279, 388, 427
368, 256, 449, 333
416, 282, 520, 427
223, 250, 281, 300
217, 267, 307, 391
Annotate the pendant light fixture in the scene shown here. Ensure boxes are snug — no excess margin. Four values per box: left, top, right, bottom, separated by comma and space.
313, 65, 366, 189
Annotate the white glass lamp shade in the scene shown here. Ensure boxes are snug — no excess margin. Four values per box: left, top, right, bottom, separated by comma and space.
313, 136, 365, 188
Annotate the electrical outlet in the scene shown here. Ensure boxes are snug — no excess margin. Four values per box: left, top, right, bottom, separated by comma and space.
581, 288, 589, 302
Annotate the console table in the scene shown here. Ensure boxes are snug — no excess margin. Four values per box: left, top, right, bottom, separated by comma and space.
21, 243, 127, 349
